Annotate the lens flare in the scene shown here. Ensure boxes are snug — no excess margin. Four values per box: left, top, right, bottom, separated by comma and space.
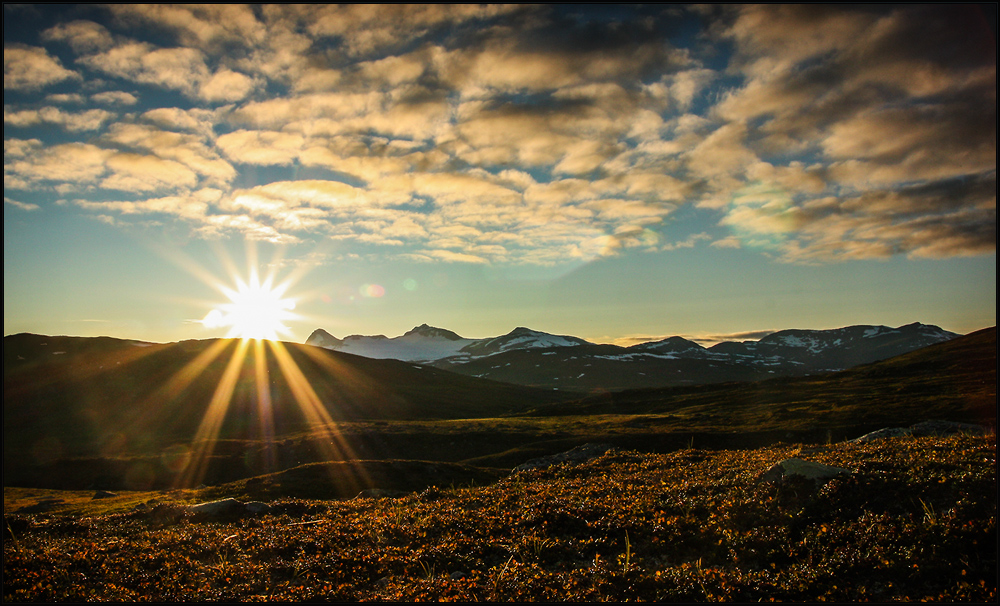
360, 283, 385, 298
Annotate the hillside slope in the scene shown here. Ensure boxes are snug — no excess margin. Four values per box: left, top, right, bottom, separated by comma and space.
3, 334, 566, 487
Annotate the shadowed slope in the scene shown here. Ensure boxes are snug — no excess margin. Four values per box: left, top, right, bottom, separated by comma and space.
3, 334, 566, 488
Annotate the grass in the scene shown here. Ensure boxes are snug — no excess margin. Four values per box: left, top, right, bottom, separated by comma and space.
4, 434, 995, 602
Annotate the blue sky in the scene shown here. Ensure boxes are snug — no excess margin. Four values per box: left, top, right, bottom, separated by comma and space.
3, 4, 996, 345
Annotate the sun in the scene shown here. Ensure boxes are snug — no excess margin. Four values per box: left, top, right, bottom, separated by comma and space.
202, 272, 297, 341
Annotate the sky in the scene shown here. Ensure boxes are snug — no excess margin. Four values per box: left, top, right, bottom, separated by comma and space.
3, 4, 996, 346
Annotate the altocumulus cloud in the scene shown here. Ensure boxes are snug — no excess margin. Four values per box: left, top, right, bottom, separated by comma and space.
3, 4, 995, 264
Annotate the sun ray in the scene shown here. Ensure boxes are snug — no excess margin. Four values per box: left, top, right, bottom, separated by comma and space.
268, 340, 372, 494
252, 338, 277, 473
178, 338, 250, 488
144, 339, 233, 409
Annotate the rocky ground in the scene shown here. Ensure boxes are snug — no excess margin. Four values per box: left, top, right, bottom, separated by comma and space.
4, 432, 995, 602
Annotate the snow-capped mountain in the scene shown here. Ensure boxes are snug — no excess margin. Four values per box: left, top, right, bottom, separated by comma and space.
305, 323, 590, 364
306, 324, 479, 362
460, 327, 590, 358
306, 322, 960, 391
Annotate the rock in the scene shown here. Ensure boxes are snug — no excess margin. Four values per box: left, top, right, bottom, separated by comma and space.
92, 490, 117, 499
760, 458, 850, 484
850, 427, 912, 444
514, 443, 614, 472
449, 571, 467, 580
189, 498, 243, 516
245, 501, 272, 514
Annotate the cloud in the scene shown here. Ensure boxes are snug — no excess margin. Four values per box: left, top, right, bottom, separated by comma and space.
711, 236, 742, 249
300, 4, 520, 58
822, 105, 996, 186
198, 68, 260, 103
42, 20, 115, 53
782, 174, 997, 262
417, 249, 490, 264
107, 5, 267, 52
45, 93, 85, 104
140, 107, 218, 137
4, 106, 114, 131
661, 232, 711, 251
102, 122, 237, 186
699, 4, 996, 261
3, 138, 43, 158
80, 41, 258, 103
71, 192, 211, 220
101, 153, 200, 192
3, 45, 80, 90
4, 196, 41, 211
5, 128, 235, 195
80, 42, 206, 93
5, 142, 111, 189
91, 91, 138, 105
215, 130, 305, 165
8, 4, 994, 268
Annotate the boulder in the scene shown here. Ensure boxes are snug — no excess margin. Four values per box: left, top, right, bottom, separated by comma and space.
188, 498, 243, 516
760, 458, 850, 484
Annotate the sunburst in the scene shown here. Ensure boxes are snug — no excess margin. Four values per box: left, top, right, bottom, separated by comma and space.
202, 272, 297, 341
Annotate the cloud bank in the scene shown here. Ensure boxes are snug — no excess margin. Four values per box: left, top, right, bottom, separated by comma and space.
4, 4, 995, 265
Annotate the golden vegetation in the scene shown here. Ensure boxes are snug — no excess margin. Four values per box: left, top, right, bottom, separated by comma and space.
5, 434, 995, 602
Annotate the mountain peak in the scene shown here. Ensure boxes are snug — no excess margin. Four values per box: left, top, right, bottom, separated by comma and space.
508, 326, 539, 336
306, 328, 342, 348
402, 324, 464, 341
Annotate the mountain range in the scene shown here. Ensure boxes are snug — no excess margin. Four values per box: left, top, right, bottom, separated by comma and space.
307, 322, 959, 391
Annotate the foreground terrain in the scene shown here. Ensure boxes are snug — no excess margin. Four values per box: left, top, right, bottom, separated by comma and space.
4, 434, 995, 602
